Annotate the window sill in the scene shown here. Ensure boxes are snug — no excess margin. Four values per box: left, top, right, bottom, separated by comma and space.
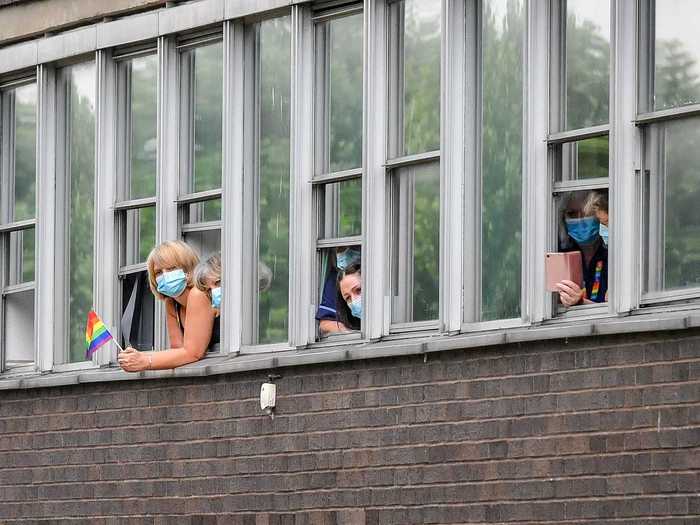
1, 308, 699, 391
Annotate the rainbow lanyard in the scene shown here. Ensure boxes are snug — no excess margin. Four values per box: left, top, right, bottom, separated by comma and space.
590, 260, 604, 301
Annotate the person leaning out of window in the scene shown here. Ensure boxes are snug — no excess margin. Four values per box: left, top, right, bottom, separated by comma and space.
316, 246, 361, 335
336, 262, 362, 331
118, 240, 219, 372
555, 190, 608, 306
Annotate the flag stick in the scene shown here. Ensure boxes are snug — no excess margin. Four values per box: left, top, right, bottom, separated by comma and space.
113, 338, 125, 353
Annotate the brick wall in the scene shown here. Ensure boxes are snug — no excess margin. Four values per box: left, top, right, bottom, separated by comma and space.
0, 330, 699, 524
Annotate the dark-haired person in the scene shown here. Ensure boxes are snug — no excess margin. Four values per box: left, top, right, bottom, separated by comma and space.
316, 246, 361, 336
336, 262, 362, 331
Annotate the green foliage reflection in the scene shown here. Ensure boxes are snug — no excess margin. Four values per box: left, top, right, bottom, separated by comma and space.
66, 64, 96, 363
481, 0, 523, 321
258, 18, 291, 344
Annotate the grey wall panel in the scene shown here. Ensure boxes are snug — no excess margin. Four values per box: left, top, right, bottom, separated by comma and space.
0, 41, 37, 76
37, 26, 97, 63
158, 0, 224, 35
97, 12, 159, 49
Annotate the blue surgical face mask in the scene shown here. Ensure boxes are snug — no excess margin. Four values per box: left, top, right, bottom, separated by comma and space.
211, 286, 222, 309
337, 248, 361, 271
349, 296, 362, 319
156, 268, 187, 298
599, 223, 609, 247
565, 216, 600, 245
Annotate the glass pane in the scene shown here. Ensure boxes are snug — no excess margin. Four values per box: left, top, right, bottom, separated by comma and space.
654, 3, 700, 110
186, 199, 221, 223
65, 62, 96, 363
124, 206, 156, 266
121, 54, 157, 199
121, 271, 154, 351
390, 162, 440, 323
183, 230, 220, 259
181, 42, 223, 192
401, 0, 440, 156
11, 83, 37, 222
565, 0, 610, 130
644, 118, 700, 293
257, 17, 291, 344
481, 0, 524, 321
8, 228, 34, 285
554, 136, 609, 182
318, 179, 361, 239
554, 190, 608, 305
3, 290, 34, 368
316, 247, 362, 340
318, 13, 363, 174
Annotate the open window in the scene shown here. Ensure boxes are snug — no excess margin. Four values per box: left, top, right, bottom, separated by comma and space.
548, 0, 611, 316
114, 48, 158, 351
312, 3, 364, 341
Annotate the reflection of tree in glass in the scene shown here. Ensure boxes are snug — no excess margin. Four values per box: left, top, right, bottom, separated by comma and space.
662, 118, 700, 289
258, 18, 291, 344
129, 55, 158, 199
481, 0, 523, 321
575, 136, 608, 179
13, 86, 37, 222
192, 42, 223, 194
412, 165, 440, 321
329, 14, 363, 173
67, 68, 96, 362
655, 39, 700, 110
337, 179, 362, 237
566, 11, 609, 130
403, 0, 440, 155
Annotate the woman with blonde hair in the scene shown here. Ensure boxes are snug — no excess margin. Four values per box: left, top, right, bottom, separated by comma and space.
118, 240, 219, 372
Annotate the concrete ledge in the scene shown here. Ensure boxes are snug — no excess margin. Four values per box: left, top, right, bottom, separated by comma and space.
2, 309, 700, 391
594, 316, 687, 335
158, 0, 223, 35
426, 332, 505, 353
507, 322, 594, 343
97, 12, 159, 49
224, 0, 291, 20
0, 40, 37, 75
38, 25, 97, 63
276, 349, 348, 368
22, 374, 79, 389
347, 342, 425, 361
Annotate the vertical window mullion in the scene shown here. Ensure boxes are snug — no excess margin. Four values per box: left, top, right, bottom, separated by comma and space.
523, 0, 551, 324
364, 0, 389, 339
95, 48, 119, 367
234, 19, 253, 348
610, 0, 638, 314
156, 36, 179, 350
35, 64, 56, 372
450, 0, 472, 328
289, 5, 315, 348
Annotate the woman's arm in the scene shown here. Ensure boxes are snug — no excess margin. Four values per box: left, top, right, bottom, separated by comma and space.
119, 289, 215, 371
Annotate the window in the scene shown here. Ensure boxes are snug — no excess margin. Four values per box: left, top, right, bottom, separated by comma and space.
312, 5, 363, 340
114, 50, 158, 351
387, 0, 440, 329
178, 35, 223, 259
548, 0, 610, 315
640, 1, 700, 303
248, 16, 292, 346
54, 61, 97, 365
0, 80, 37, 372
479, 0, 525, 322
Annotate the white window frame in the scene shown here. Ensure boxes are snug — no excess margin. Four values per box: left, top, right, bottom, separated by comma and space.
0, 0, 697, 377
636, 0, 700, 307
0, 76, 38, 375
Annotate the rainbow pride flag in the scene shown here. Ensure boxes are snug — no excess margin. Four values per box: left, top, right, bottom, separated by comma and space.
85, 311, 114, 359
